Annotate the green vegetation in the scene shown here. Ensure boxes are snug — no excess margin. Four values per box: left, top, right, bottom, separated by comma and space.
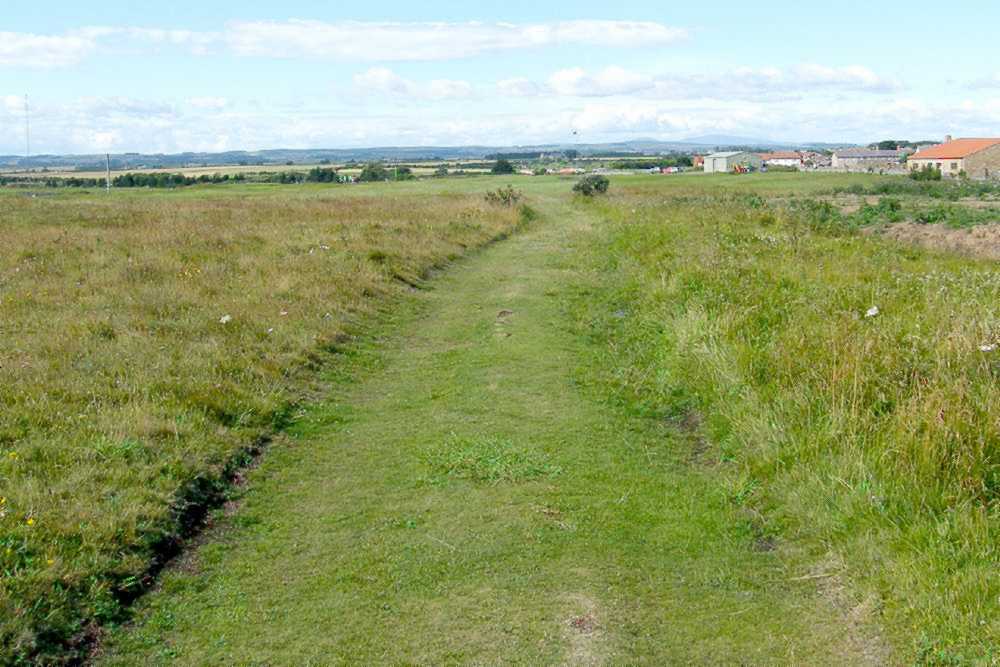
572, 174, 610, 196
483, 184, 523, 207
0, 185, 524, 663
490, 158, 516, 175
910, 164, 943, 181
578, 193, 999, 661
5, 171, 1000, 664
97, 191, 886, 665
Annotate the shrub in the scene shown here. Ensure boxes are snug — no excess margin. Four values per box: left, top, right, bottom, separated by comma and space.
573, 175, 610, 197
484, 185, 523, 207
910, 165, 942, 181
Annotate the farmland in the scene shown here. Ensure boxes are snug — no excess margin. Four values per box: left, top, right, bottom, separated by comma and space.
2, 172, 999, 664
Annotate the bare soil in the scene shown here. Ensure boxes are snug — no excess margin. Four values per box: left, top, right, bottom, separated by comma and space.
873, 222, 1000, 260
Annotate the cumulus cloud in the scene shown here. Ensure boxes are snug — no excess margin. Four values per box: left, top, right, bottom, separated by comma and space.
5, 90, 1000, 156
0, 30, 99, 68
548, 67, 655, 97
225, 20, 687, 60
0, 20, 688, 68
496, 78, 541, 97
498, 63, 901, 99
353, 68, 473, 99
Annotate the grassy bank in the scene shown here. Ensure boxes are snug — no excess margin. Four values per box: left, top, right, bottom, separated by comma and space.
0, 184, 525, 662
574, 192, 999, 662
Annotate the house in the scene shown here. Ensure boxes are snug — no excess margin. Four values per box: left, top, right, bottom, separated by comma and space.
692, 155, 705, 169
831, 148, 907, 172
908, 137, 1000, 179
703, 151, 762, 174
760, 151, 803, 169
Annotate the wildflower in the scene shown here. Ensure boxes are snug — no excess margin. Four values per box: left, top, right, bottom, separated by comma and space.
7, 452, 18, 460
865, 306, 880, 318
981, 344, 997, 353
26, 517, 34, 526
267, 328, 275, 335
280, 311, 289, 317
219, 315, 233, 325
47, 558, 55, 566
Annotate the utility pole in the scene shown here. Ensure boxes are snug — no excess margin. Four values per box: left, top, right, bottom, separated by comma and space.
106, 153, 111, 193
24, 94, 30, 158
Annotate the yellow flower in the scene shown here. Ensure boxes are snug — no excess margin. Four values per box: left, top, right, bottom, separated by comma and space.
7, 452, 18, 460
47, 558, 55, 566
26, 517, 34, 526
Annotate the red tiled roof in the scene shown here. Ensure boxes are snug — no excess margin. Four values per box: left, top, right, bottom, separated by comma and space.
910, 138, 1000, 160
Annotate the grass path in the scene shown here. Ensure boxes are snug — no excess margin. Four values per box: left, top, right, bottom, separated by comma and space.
100, 196, 888, 664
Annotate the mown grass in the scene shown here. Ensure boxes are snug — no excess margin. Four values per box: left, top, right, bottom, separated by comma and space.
576, 192, 999, 662
0, 184, 525, 662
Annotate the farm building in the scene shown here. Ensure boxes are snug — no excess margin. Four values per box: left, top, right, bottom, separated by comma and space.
908, 138, 1000, 179
760, 151, 803, 169
704, 151, 762, 174
831, 148, 907, 172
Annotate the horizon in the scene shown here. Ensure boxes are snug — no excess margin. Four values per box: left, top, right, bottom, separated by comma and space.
3, 1, 999, 155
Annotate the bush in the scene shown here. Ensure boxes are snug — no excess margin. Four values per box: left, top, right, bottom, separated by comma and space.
491, 159, 515, 175
357, 163, 389, 182
484, 185, 523, 207
910, 165, 942, 181
573, 175, 610, 197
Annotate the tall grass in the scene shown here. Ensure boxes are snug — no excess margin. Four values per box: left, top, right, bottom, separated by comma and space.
578, 194, 999, 662
0, 187, 524, 662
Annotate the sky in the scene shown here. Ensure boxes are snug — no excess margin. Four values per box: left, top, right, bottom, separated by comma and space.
2, 0, 1000, 154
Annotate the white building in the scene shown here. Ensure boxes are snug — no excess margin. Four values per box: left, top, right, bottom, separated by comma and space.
703, 151, 762, 174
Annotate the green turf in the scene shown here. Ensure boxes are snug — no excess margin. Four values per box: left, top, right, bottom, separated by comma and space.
97, 190, 887, 665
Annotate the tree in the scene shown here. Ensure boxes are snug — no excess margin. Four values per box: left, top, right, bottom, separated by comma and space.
491, 159, 515, 175
357, 162, 389, 182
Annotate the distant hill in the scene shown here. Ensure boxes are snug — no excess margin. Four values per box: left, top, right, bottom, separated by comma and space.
0, 138, 849, 171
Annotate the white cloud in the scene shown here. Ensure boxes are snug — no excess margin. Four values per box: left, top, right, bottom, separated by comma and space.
187, 97, 229, 110
970, 73, 1000, 89
496, 78, 541, 97
0, 30, 98, 68
548, 66, 655, 97
0, 20, 687, 69
499, 63, 901, 100
353, 68, 473, 100
224, 20, 686, 60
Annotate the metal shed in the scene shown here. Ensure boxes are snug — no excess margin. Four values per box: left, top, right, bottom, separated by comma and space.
703, 151, 762, 174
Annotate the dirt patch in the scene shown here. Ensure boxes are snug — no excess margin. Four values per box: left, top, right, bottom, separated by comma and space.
873, 222, 1000, 260
806, 556, 896, 666
562, 594, 605, 666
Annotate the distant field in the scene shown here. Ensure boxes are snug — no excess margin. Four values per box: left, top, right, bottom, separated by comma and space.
0, 161, 493, 180
0, 182, 525, 661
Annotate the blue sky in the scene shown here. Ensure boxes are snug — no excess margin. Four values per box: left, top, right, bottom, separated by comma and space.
2, 1, 999, 154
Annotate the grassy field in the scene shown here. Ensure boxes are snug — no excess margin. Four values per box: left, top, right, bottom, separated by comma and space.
3, 171, 999, 663
0, 183, 525, 662
574, 190, 999, 661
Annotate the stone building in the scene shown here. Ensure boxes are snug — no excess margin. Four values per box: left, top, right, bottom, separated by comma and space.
908, 138, 1000, 179
831, 148, 907, 172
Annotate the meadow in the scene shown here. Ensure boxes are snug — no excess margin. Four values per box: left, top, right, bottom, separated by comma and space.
575, 187, 1000, 661
3, 171, 999, 663
0, 184, 525, 661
